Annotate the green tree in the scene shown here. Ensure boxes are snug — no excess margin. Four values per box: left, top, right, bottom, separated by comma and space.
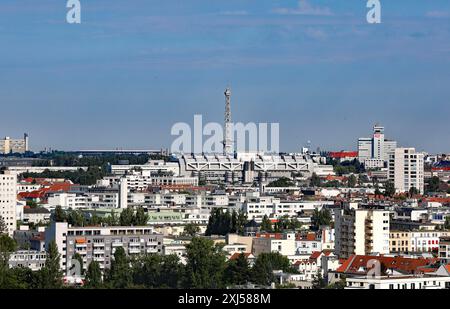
267, 177, 295, 187
90, 211, 102, 226
309, 173, 322, 187
119, 208, 134, 226
107, 247, 132, 288
235, 210, 248, 235
183, 237, 227, 288
384, 181, 396, 197
252, 252, 294, 286
445, 216, 450, 230
105, 210, 119, 226
311, 208, 332, 230
260, 215, 272, 232
347, 174, 357, 188
205, 209, 233, 236
133, 207, 149, 226
409, 186, 420, 197
427, 176, 441, 193
132, 254, 182, 288
67, 209, 86, 227
38, 241, 63, 289
53, 206, 67, 222
224, 253, 251, 286
312, 269, 326, 289
85, 260, 103, 288
183, 223, 200, 237
0, 216, 7, 234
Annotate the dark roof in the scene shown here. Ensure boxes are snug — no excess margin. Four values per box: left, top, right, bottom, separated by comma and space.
24, 207, 50, 214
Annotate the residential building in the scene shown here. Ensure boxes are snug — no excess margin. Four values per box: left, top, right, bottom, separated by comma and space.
389, 231, 412, 254
388, 147, 425, 195
0, 134, 29, 154
0, 170, 17, 236
345, 275, 450, 289
334, 208, 390, 259
8, 250, 47, 271
45, 222, 163, 273
439, 237, 450, 264
252, 232, 296, 256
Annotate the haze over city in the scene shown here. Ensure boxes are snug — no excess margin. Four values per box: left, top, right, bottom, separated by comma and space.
1, 0, 450, 152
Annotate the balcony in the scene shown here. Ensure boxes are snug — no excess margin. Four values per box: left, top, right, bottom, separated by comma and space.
129, 248, 141, 254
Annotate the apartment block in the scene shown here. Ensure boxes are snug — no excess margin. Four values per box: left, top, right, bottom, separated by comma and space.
388, 147, 424, 195
0, 134, 29, 154
334, 208, 390, 259
45, 222, 163, 273
0, 170, 17, 236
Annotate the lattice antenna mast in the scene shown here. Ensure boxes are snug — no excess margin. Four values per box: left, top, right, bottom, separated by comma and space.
223, 87, 233, 155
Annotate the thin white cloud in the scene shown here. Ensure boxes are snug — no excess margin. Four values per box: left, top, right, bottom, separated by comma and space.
273, 0, 333, 16
426, 11, 450, 18
220, 10, 249, 16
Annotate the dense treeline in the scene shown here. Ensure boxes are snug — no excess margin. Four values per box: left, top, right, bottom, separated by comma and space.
32, 153, 163, 167
0, 236, 297, 289
22, 167, 105, 186
52, 206, 149, 227
205, 209, 248, 236
19, 153, 169, 185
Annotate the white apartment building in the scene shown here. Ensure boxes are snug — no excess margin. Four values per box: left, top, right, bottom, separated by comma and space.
243, 196, 333, 222
0, 134, 29, 154
8, 250, 47, 271
252, 233, 296, 256
45, 222, 163, 272
334, 208, 390, 259
388, 147, 424, 195
410, 231, 450, 253
346, 275, 450, 289
110, 160, 180, 176
0, 170, 17, 236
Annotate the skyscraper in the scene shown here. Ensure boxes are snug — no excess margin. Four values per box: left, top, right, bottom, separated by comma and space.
358, 125, 397, 168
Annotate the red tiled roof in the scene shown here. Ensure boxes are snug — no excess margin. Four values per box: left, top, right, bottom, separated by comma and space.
309, 251, 322, 260
336, 255, 439, 275
329, 151, 358, 159
229, 253, 254, 260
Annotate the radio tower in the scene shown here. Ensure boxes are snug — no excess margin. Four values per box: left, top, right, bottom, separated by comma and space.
223, 87, 233, 156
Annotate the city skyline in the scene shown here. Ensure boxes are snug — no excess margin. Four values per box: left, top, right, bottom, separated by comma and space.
1, 0, 450, 153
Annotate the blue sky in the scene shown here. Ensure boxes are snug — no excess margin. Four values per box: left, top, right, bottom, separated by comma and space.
0, 0, 449, 153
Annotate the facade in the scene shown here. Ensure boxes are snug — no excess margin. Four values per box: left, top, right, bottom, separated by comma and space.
334, 208, 390, 259
23, 208, 51, 225
8, 250, 47, 271
45, 222, 163, 273
345, 275, 450, 289
0, 170, 17, 236
388, 147, 425, 195
178, 152, 332, 184
358, 125, 397, 167
252, 233, 296, 256
109, 160, 180, 176
410, 231, 450, 253
0, 134, 29, 154
389, 231, 412, 254
439, 237, 450, 264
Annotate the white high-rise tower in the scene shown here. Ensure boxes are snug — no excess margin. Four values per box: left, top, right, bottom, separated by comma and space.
223, 87, 233, 156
